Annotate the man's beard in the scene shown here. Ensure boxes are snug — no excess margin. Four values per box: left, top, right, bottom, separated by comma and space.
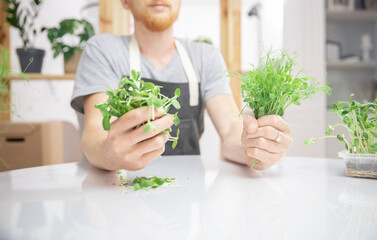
130, 1, 179, 32
140, 13, 178, 32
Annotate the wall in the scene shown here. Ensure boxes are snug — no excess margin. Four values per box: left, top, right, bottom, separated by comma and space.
283, 0, 327, 158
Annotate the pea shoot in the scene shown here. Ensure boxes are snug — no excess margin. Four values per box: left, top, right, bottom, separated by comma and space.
305, 94, 377, 154
118, 171, 176, 192
95, 70, 181, 148
238, 48, 330, 169
239, 49, 331, 119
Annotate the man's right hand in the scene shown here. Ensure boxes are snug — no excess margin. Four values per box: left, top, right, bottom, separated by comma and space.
82, 93, 174, 171
104, 106, 173, 170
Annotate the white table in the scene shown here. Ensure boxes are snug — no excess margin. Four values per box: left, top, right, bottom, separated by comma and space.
1, 155, 377, 240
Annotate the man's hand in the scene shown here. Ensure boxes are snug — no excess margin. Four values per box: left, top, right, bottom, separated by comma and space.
82, 93, 174, 171
242, 115, 293, 170
102, 106, 174, 171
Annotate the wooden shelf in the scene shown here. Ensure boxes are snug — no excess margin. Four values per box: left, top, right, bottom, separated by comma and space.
10, 73, 76, 80
326, 10, 377, 21
327, 61, 377, 69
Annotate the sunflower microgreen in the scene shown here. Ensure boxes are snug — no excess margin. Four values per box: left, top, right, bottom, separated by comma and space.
305, 94, 377, 154
95, 70, 181, 148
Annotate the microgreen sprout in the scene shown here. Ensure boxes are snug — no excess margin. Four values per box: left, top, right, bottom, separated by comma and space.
95, 70, 181, 148
238, 48, 331, 119
305, 94, 377, 154
237, 48, 330, 169
117, 171, 176, 192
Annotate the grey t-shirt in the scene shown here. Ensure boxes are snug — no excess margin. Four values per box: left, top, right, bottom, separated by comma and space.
71, 34, 232, 114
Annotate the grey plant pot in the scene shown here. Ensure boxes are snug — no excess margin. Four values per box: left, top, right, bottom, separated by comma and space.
16, 48, 45, 73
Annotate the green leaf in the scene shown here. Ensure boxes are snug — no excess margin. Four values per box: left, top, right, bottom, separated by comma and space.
172, 100, 181, 109
325, 125, 334, 136
143, 124, 150, 133
152, 98, 163, 107
143, 82, 155, 90
172, 139, 177, 149
175, 88, 181, 97
372, 143, 377, 153
140, 179, 149, 188
174, 115, 180, 126
103, 116, 111, 131
362, 132, 368, 139
304, 138, 317, 146
131, 70, 138, 80
155, 178, 164, 185
337, 135, 344, 142
133, 183, 141, 190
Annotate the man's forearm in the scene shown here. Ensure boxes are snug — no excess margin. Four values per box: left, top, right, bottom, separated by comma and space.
221, 120, 247, 165
81, 128, 115, 171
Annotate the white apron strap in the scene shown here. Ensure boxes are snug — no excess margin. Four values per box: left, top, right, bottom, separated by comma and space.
174, 39, 199, 106
129, 35, 199, 106
129, 35, 141, 87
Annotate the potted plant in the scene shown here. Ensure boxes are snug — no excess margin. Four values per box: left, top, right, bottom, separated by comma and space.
4, 0, 45, 73
305, 94, 377, 178
42, 18, 95, 73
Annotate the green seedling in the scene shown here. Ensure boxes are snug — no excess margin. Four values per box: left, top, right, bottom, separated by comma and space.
238, 48, 331, 168
305, 94, 377, 154
118, 171, 176, 192
239, 48, 331, 119
95, 70, 181, 148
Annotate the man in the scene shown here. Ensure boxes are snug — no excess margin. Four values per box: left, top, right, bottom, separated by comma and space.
71, 0, 293, 171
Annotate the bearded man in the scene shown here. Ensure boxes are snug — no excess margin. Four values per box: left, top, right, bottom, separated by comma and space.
70, 0, 293, 171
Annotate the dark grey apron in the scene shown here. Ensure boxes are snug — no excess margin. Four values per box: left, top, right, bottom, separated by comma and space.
143, 78, 204, 155
129, 36, 204, 155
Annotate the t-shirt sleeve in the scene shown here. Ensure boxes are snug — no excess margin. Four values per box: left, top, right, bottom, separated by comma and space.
70, 41, 119, 114
202, 46, 233, 102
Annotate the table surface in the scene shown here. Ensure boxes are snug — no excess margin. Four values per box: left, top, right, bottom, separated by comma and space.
1, 155, 377, 240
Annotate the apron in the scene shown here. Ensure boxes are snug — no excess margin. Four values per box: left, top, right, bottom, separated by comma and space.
129, 35, 204, 155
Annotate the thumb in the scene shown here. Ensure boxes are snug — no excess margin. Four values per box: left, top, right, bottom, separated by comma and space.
243, 115, 258, 134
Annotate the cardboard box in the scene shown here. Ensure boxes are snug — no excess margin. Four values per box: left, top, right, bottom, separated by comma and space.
0, 121, 82, 171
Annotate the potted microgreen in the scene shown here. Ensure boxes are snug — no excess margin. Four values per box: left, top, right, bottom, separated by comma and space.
305, 94, 377, 178
95, 70, 181, 148
4, 0, 45, 73
41, 18, 95, 73
238, 48, 331, 168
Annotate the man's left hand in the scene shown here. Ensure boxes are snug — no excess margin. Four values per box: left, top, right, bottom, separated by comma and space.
242, 115, 293, 170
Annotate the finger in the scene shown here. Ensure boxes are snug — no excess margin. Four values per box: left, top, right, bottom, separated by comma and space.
133, 134, 169, 156
129, 115, 174, 144
243, 115, 258, 134
257, 115, 291, 134
112, 106, 167, 132
243, 137, 282, 153
137, 145, 166, 168
245, 126, 280, 140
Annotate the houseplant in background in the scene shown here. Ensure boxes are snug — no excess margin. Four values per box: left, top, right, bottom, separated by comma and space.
305, 94, 377, 178
42, 18, 95, 73
4, 0, 45, 73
